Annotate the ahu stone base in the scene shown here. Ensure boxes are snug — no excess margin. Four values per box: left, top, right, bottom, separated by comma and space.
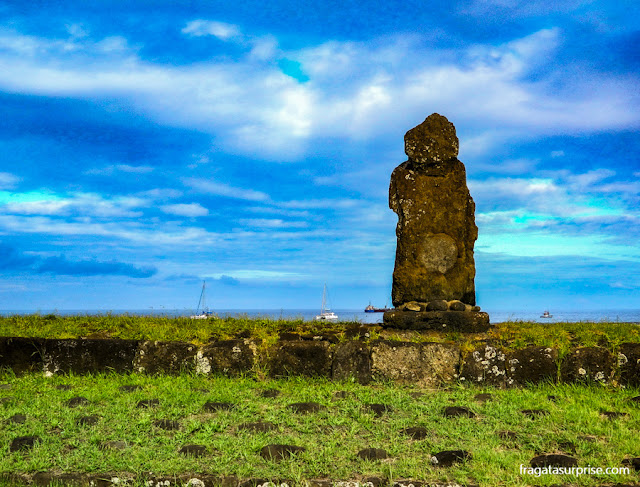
382, 309, 491, 333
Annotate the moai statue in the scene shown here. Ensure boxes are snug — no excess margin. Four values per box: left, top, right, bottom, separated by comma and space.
385, 113, 489, 331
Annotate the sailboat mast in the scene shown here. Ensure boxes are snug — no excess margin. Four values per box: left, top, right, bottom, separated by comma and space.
321, 283, 327, 314
197, 281, 206, 312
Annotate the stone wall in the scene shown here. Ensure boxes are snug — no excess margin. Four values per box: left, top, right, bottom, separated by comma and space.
1, 336, 639, 387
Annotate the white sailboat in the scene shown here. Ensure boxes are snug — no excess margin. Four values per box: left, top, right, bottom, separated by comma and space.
190, 281, 213, 319
314, 283, 338, 321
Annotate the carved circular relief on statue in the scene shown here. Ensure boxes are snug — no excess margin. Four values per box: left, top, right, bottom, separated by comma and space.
419, 234, 458, 274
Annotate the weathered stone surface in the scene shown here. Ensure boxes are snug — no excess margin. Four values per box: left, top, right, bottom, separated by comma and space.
134, 340, 196, 375
331, 340, 372, 384
179, 444, 207, 457
260, 388, 280, 398
618, 343, 640, 387
426, 300, 449, 311
448, 300, 466, 311
404, 113, 459, 164
32, 472, 86, 486
0, 337, 43, 374
154, 419, 180, 430
506, 346, 558, 386
203, 401, 234, 412
443, 406, 476, 418
269, 341, 331, 377
357, 448, 389, 460
260, 444, 306, 461
366, 403, 392, 417
100, 440, 127, 451
6, 414, 26, 424
560, 346, 615, 383
10, 435, 40, 452
287, 402, 325, 414
498, 431, 518, 441
383, 310, 490, 332
77, 415, 100, 426
622, 457, 640, 471
371, 340, 460, 387
401, 426, 428, 439
136, 399, 159, 408
430, 450, 472, 466
459, 344, 507, 386
530, 454, 577, 468
238, 421, 276, 432
389, 114, 478, 307
473, 393, 493, 402
66, 396, 90, 407
601, 411, 629, 420
42, 338, 139, 375
196, 339, 256, 376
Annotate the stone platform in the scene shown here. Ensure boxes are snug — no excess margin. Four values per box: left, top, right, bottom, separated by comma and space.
382, 309, 491, 333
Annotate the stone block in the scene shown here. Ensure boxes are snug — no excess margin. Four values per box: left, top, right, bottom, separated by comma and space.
371, 340, 460, 387
134, 341, 196, 374
459, 344, 507, 386
506, 346, 558, 386
196, 339, 257, 376
42, 338, 139, 375
331, 340, 372, 384
382, 309, 490, 332
0, 337, 43, 374
560, 346, 615, 384
618, 343, 640, 387
269, 341, 331, 377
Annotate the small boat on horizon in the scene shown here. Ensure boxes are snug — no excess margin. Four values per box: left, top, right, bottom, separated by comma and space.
190, 281, 214, 319
364, 302, 391, 313
540, 310, 553, 318
315, 283, 338, 321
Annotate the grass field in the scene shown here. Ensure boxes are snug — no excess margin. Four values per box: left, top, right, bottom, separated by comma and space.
1, 314, 640, 354
1, 315, 639, 485
1, 371, 639, 486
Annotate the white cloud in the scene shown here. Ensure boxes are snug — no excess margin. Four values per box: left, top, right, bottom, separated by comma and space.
238, 218, 308, 228
0, 26, 637, 163
0, 172, 20, 189
182, 20, 243, 41
0, 191, 147, 218
244, 206, 311, 218
84, 164, 154, 176
160, 203, 209, 217
135, 188, 183, 199
183, 177, 271, 202
66, 24, 89, 39
566, 169, 616, 189
277, 198, 359, 210
115, 164, 154, 173
550, 150, 565, 158
204, 269, 306, 280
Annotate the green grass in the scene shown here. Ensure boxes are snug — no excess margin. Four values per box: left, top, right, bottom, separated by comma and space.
1, 372, 639, 486
1, 314, 639, 354
0, 314, 364, 346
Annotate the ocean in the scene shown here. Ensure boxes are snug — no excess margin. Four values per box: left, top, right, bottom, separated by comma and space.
2, 308, 639, 324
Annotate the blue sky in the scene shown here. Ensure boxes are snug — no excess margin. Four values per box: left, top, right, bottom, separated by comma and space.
0, 0, 638, 312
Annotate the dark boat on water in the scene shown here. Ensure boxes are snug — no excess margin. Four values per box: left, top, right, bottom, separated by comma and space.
364, 303, 391, 313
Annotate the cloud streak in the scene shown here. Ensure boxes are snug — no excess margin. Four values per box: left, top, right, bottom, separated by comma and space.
0, 244, 156, 278
0, 26, 637, 162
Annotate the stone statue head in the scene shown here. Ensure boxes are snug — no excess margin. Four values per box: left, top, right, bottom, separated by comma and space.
404, 113, 459, 166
